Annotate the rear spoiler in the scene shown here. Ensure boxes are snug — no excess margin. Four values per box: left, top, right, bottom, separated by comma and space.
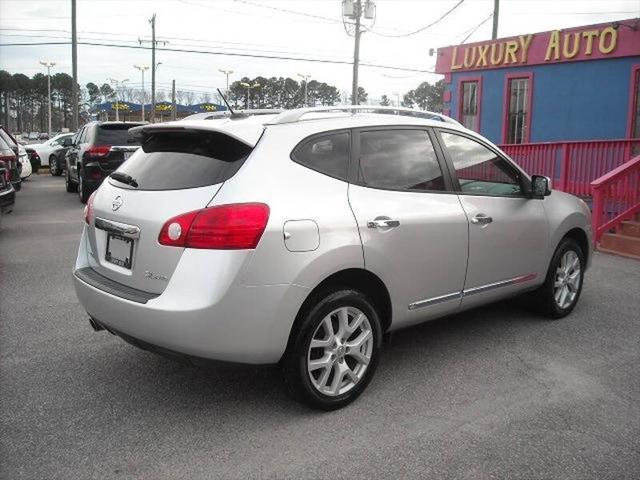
129, 122, 264, 148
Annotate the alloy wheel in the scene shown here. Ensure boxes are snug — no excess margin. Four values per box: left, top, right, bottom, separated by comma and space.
554, 250, 581, 309
307, 306, 373, 397
50, 157, 56, 175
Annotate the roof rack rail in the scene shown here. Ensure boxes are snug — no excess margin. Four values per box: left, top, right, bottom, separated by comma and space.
265, 105, 461, 126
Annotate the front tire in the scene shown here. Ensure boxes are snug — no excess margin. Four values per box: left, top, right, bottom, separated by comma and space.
531, 238, 585, 319
281, 289, 382, 410
49, 156, 61, 176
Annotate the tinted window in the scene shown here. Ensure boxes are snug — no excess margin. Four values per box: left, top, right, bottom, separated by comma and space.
358, 129, 445, 191
96, 124, 142, 146
113, 130, 252, 190
440, 131, 522, 196
292, 132, 350, 181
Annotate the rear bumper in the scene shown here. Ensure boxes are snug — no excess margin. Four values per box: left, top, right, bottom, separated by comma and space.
73, 227, 309, 364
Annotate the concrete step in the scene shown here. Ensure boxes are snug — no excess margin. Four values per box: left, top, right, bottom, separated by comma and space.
620, 221, 640, 238
600, 232, 640, 258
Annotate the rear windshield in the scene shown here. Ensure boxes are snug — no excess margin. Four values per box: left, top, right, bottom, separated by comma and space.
0, 129, 17, 149
111, 130, 252, 190
96, 124, 142, 146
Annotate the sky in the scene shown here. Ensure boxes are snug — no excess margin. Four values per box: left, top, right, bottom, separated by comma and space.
0, 0, 639, 103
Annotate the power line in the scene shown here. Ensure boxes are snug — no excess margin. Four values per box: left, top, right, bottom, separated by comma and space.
230, 0, 342, 24
367, 0, 467, 38
461, 13, 494, 43
0, 41, 435, 73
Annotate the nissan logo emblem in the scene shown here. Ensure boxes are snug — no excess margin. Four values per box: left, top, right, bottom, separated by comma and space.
112, 195, 123, 211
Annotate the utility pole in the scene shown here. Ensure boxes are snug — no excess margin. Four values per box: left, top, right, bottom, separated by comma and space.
218, 69, 234, 97
71, 0, 78, 130
150, 14, 156, 122
297, 73, 311, 107
352, 4, 361, 105
492, 0, 499, 39
138, 15, 168, 123
109, 78, 129, 122
171, 79, 176, 121
133, 65, 149, 122
39, 61, 56, 136
342, 0, 375, 105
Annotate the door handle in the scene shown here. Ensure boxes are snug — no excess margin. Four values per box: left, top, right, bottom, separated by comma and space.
471, 213, 493, 225
367, 218, 400, 229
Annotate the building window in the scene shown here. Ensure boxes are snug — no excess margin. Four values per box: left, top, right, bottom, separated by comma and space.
631, 67, 640, 138
459, 80, 480, 132
505, 75, 532, 144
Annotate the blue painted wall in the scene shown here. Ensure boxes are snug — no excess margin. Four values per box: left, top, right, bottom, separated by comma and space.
447, 56, 639, 144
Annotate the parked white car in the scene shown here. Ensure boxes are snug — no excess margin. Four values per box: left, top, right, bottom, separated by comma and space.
18, 144, 31, 179
28, 133, 74, 166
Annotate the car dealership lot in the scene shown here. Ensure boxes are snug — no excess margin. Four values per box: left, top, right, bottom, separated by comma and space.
1, 174, 639, 480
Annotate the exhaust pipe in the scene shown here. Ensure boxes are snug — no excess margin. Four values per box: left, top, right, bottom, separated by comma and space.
88, 317, 105, 332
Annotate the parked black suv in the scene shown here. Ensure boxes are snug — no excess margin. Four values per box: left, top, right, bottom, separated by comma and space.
65, 121, 143, 202
0, 125, 22, 192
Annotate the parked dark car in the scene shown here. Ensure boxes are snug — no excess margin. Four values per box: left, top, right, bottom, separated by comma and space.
65, 121, 143, 203
0, 125, 22, 192
48, 135, 75, 176
0, 139, 17, 214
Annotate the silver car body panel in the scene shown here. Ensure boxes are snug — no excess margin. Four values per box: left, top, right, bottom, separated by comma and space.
74, 112, 593, 364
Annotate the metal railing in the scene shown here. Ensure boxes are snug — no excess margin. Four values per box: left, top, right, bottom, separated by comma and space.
500, 139, 640, 197
590, 154, 640, 244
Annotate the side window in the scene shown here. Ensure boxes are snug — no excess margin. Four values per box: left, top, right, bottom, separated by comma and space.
358, 129, 446, 191
292, 132, 350, 181
440, 131, 523, 197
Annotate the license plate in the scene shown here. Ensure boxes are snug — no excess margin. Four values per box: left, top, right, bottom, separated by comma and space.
105, 233, 134, 269
124, 151, 133, 160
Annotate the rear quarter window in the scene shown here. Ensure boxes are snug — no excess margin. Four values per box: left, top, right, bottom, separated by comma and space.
291, 131, 350, 181
111, 130, 252, 190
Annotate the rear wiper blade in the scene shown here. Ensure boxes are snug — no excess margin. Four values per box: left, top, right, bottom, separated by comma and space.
110, 171, 138, 188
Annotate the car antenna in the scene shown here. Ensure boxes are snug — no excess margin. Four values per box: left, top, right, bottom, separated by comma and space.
217, 88, 235, 115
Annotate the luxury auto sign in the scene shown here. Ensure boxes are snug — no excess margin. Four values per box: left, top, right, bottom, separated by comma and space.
435, 19, 640, 74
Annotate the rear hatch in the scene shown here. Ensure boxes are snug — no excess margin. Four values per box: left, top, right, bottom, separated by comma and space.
85, 125, 257, 294
89, 123, 143, 172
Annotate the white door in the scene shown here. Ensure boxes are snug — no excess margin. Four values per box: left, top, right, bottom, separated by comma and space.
348, 128, 469, 329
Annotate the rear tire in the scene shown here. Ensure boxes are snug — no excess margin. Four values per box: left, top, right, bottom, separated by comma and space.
78, 173, 90, 203
530, 238, 585, 319
65, 170, 77, 193
281, 289, 382, 410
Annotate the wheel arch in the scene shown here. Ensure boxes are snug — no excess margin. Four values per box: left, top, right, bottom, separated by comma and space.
282, 268, 392, 360
563, 227, 590, 266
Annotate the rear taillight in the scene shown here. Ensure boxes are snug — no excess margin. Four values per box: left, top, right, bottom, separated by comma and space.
159, 203, 270, 250
84, 145, 111, 160
84, 191, 97, 224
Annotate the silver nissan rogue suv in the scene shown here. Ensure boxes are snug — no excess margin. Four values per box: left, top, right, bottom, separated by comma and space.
73, 106, 592, 410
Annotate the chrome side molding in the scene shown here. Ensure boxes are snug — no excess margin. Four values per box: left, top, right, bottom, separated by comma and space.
408, 273, 537, 311
94, 217, 141, 239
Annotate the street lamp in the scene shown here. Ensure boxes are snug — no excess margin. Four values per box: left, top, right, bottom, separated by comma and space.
239, 82, 260, 109
218, 69, 234, 97
297, 73, 311, 107
39, 61, 56, 136
342, 0, 376, 105
133, 65, 149, 121
109, 78, 129, 121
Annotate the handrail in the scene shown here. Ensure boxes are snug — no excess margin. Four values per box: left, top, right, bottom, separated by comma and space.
265, 106, 461, 126
591, 154, 640, 188
590, 154, 640, 245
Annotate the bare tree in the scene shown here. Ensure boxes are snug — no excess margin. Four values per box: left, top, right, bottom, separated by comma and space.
199, 92, 211, 103
176, 90, 186, 105
183, 91, 196, 105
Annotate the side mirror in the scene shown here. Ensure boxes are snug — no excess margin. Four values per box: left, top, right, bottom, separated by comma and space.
531, 175, 551, 198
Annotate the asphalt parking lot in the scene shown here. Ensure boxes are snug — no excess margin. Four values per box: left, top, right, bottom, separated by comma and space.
1, 173, 639, 480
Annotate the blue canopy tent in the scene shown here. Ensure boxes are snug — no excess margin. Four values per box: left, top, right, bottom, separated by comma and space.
91, 101, 227, 121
